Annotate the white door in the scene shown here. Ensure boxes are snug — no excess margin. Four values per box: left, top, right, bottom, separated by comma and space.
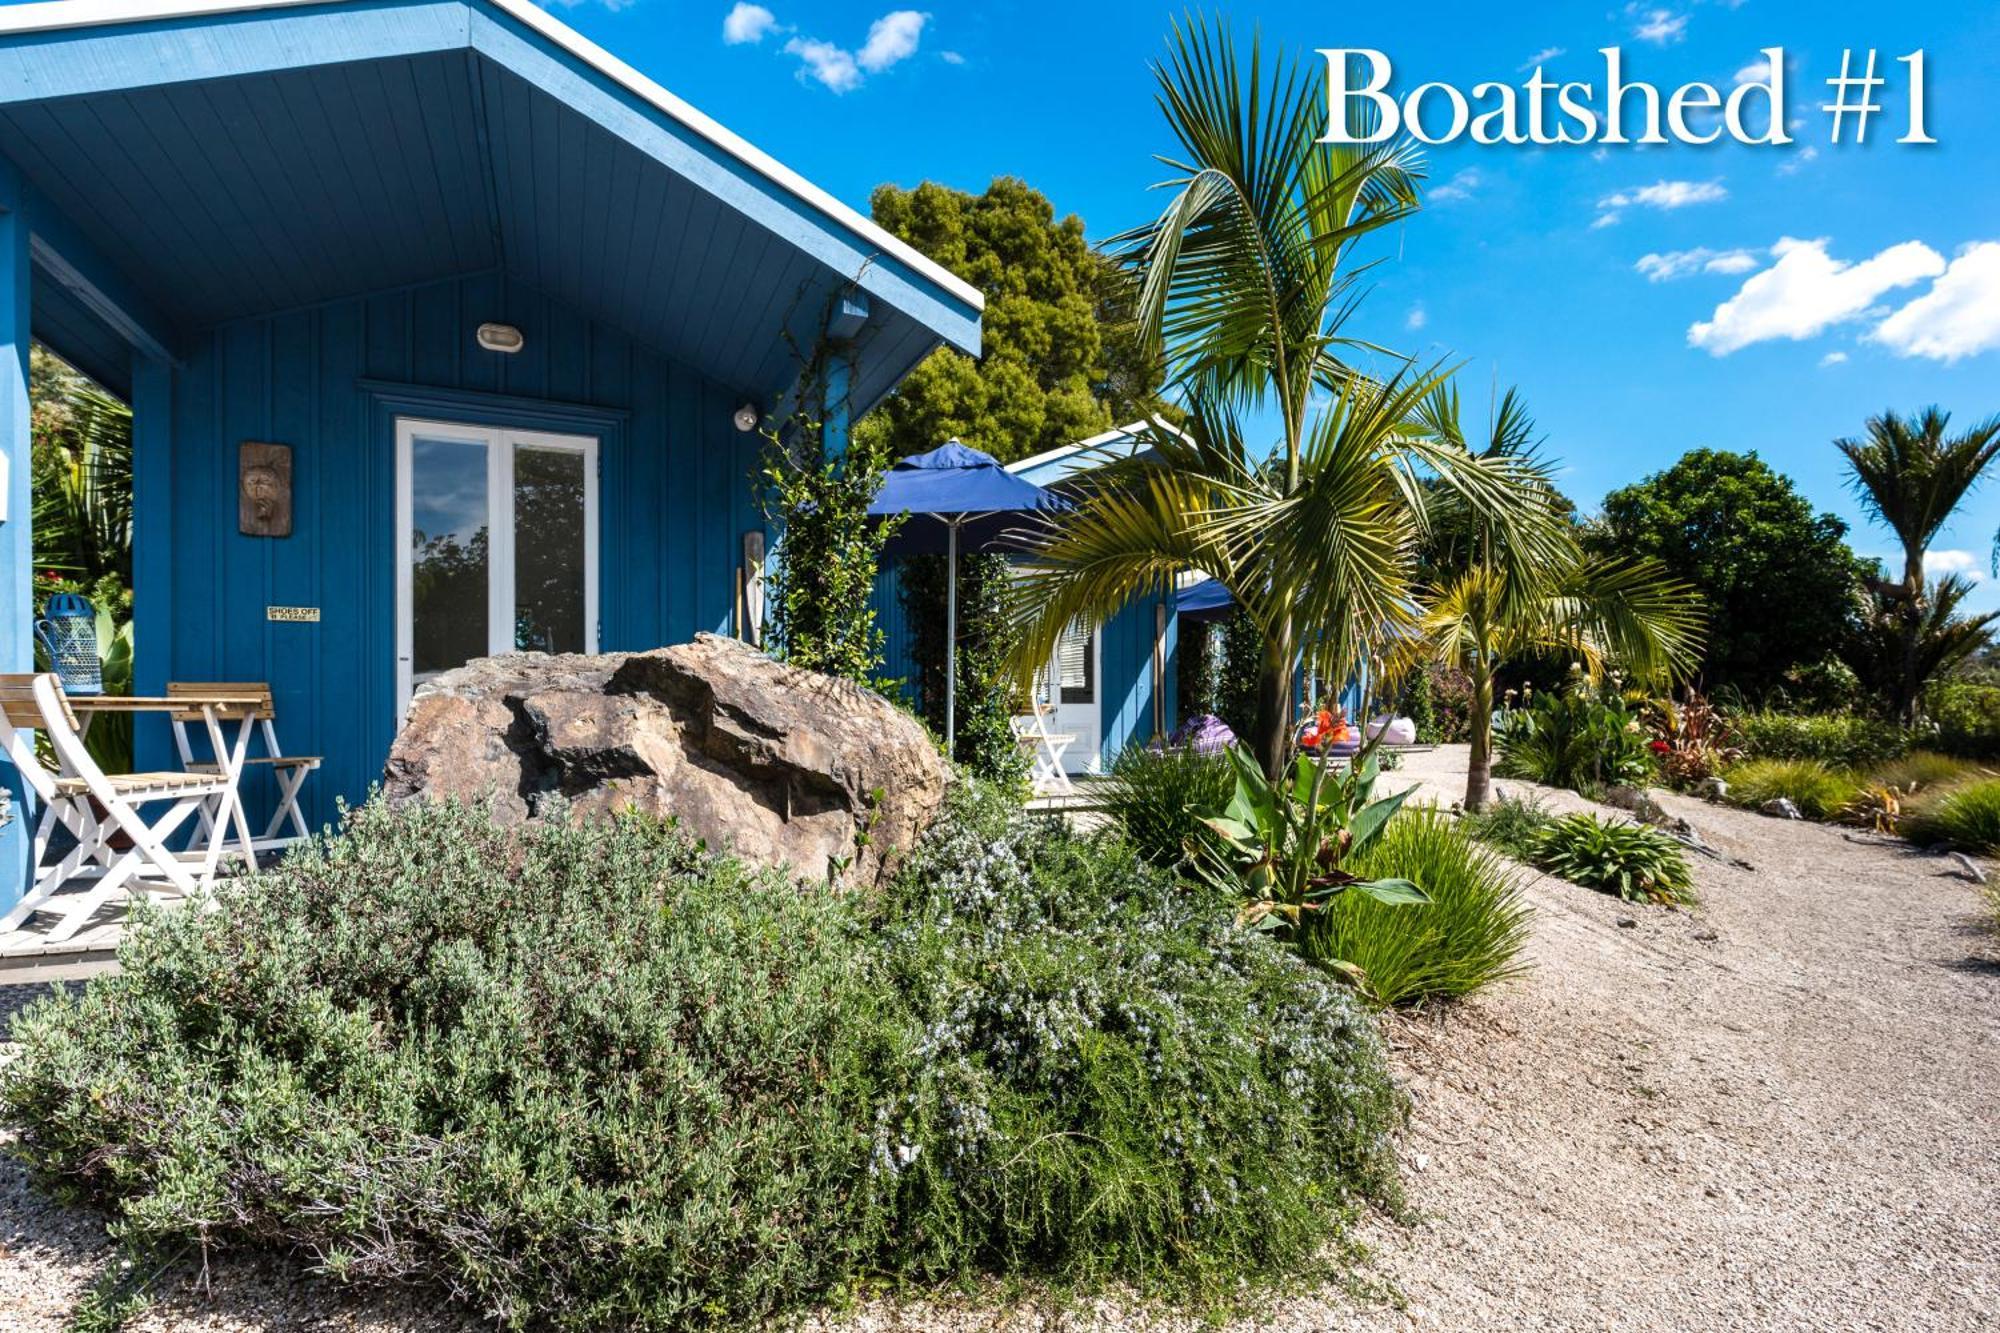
395, 418, 598, 717
1050, 619, 1101, 774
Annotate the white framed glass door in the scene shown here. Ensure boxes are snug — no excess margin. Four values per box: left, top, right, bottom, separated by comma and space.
1050, 618, 1101, 774
395, 418, 598, 716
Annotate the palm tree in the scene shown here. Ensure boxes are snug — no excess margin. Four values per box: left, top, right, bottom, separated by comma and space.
1000, 18, 1566, 775
1835, 406, 2000, 722
30, 348, 133, 588
1412, 389, 1703, 810
1844, 574, 1997, 721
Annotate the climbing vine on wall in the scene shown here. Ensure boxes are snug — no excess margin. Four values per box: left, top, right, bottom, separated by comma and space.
756, 300, 903, 688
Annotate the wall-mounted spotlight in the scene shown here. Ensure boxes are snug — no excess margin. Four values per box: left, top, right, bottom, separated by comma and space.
476, 322, 525, 354
732, 403, 760, 433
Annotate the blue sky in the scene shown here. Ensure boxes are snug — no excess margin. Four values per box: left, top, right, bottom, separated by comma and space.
18, 1, 1997, 599
532, 0, 2000, 602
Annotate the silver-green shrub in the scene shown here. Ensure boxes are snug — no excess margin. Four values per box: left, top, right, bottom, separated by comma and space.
3, 789, 1402, 1327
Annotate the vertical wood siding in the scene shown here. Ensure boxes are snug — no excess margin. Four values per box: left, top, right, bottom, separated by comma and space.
137, 271, 765, 831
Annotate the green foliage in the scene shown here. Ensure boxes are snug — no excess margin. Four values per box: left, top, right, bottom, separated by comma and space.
1903, 777, 2000, 852
857, 178, 1168, 467
1305, 808, 1533, 1007
30, 346, 136, 771
4, 800, 899, 1329
1529, 813, 1695, 906
1215, 610, 1264, 741
1835, 407, 2000, 723
1397, 664, 1439, 743
1869, 750, 1984, 793
1195, 747, 1430, 939
1843, 573, 1998, 729
1458, 794, 1556, 863
31, 345, 133, 592
1721, 757, 1862, 821
878, 786, 1401, 1289
1588, 449, 1866, 700
3, 794, 1405, 1327
1494, 691, 1656, 794
1733, 711, 1907, 769
758, 334, 901, 686
1925, 682, 2000, 759
1176, 619, 1223, 722
897, 552, 1029, 785
1098, 742, 1235, 869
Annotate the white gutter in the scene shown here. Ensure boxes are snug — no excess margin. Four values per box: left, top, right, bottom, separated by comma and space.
0, 0, 987, 314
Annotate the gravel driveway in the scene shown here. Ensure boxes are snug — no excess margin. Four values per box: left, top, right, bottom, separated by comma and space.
3, 745, 1996, 1331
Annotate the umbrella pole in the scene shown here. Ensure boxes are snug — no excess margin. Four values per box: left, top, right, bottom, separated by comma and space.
945, 520, 958, 753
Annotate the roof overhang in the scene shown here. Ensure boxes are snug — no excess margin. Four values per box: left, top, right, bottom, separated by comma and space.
1007, 419, 1189, 487
0, 0, 980, 410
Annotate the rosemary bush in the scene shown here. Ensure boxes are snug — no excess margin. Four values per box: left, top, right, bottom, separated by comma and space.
3, 790, 1403, 1327
875, 785, 1401, 1287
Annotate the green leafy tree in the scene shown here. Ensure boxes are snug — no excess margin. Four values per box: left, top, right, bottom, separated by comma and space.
1588, 449, 1867, 700
1836, 407, 2000, 723
857, 177, 1168, 466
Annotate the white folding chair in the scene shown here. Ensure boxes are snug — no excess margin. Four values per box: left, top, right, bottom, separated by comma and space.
167, 681, 320, 849
0, 673, 233, 942
0, 674, 111, 920
1013, 700, 1076, 796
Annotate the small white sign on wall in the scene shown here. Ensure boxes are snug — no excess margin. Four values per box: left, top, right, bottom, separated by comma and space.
266, 605, 321, 623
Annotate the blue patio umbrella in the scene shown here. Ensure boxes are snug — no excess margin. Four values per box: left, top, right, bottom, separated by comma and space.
1177, 577, 1235, 624
869, 440, 1058, 749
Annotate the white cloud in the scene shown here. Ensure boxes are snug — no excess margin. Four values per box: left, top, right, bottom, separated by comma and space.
1635, 247, 1760, 281
1925, 549, 1985, 583
857, 10, 927, 72
722, 3, 779, 44
784, 36, 861, 91
1820, 350, 1849, 367
1868, 242, 2000, 364
1777, 145, 1819, 178
1429, 168, 1482, 204
1406, 304, 1428, 331
1591, 212, 1621, 230
1732, 58, 1769, 86
1596, 178, 1726, 229
1602, 179, 1728, 210
939, 49, 965, 65
1630, 6, 1688, 44
1688, 237, 1946, 356
1519, 46, 1565, 71
769, 8, 930, 92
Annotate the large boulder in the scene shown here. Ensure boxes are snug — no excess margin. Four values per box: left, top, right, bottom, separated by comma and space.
382, 634, 949, 887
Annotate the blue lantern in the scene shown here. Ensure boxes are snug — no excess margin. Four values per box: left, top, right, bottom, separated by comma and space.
34, 593, 102, 696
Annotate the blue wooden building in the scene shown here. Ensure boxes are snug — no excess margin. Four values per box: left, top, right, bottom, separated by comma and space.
0, 0, 983, 907
873, 424, 1179, 774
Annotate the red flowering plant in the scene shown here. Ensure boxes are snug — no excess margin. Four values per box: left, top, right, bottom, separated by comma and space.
1640, 692, 1742, 790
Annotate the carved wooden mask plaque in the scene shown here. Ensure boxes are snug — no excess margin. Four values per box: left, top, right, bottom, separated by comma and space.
239, 442, 293, 537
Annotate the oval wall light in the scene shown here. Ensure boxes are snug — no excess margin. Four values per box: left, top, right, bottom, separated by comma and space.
476, 322, 525, 354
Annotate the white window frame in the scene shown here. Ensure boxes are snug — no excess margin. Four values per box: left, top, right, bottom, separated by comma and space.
395, 417, 599, 718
